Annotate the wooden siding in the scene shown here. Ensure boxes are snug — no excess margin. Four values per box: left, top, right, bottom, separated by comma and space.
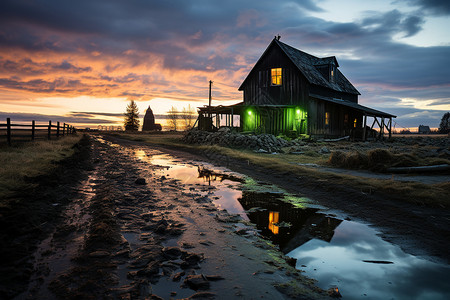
309, 85, 358, 102
241, 106, 307, 135
308, 98, 363, 137
239, 41, 364, 137
242, 44, 310, 108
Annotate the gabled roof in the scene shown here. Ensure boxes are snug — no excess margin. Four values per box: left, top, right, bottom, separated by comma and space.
239, 38, 360, 95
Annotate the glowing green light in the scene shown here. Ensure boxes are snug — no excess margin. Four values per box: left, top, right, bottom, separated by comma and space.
296, 109, 300, 114
248, 110, 252, 115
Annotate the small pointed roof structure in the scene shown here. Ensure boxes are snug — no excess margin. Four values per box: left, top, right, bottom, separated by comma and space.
142, 106, 161, 131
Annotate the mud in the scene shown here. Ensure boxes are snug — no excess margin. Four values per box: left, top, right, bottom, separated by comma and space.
104, 134, 450, 265
0, 136, 92, 299
4, 133, 450, 299
9, 135, 326, 299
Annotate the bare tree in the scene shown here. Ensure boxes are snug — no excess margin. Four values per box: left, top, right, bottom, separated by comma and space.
182, 104, 196, 130
167, 106, 179, 131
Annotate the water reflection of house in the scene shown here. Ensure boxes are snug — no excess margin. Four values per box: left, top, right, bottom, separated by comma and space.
197, 167, 244, 185
198, 37, 395, 140
239, 191, 342, 253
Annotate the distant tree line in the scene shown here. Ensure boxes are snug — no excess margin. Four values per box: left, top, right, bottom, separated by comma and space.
123, 100, 196, 131
167, 105, 196, 131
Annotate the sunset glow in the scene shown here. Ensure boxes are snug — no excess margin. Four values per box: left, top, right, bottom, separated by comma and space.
1, 0, 449, 129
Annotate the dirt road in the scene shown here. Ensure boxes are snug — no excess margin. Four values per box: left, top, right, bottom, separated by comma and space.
17, 135, 326, 299
8, 133, 450, 299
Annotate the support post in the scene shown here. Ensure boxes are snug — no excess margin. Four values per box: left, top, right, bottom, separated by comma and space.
48, 120, 52, 140
31, 120, 35, 141
7, 118, 11, 146
57, 121, 60, 138
370, 118, 376, 130
363, 114, 367, 141
208, 80, 213, 108
63, 123, 66, 136
231, 108, 234, 131
388, 118, 392, 139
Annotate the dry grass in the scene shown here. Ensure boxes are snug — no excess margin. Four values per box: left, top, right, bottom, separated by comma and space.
0, 135, 82, 201
107, 132, 449, 208
328, 148, 450, 172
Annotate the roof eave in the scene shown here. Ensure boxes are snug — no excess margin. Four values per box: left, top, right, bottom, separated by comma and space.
238, 38, 279, 91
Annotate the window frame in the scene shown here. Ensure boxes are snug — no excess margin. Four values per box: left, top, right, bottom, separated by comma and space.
271, 68, 282, 86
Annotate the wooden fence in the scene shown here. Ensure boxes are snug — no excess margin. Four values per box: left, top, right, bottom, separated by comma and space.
0, 118, 76, 145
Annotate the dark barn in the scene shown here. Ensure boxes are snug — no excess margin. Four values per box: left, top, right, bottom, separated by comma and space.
198, 37, 395, 140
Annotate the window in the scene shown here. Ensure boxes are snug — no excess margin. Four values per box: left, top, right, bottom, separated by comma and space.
354, 118, 357, 128
268, 211, 280, 235
325, 112, 330, 125
271, 68, 282, 86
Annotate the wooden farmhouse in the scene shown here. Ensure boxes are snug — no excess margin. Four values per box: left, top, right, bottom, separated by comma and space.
197, 37, 395, 139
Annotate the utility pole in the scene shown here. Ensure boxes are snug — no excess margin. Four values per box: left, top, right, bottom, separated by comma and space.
208, 80, 213, 107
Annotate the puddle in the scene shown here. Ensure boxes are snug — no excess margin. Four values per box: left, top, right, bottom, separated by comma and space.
150, 277, 193, 299
130, 146, 450, 300
288, 221, 450, 299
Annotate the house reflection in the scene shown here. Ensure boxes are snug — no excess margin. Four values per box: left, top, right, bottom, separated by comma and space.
197, 166, 244, 185
238, 191, 342, 254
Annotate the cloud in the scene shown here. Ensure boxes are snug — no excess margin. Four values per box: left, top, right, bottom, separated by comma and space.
401, 0, 450, 16
0, 111, 116, 124
0, 0, 448, 129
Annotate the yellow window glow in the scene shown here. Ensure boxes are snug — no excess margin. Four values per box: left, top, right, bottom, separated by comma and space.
354, 118, 357, 128
325, 112, 329, 125
268, 211, 280, 235
271, 68, 282, 86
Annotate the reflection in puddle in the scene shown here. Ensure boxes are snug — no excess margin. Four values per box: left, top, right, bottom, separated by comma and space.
288, 221, 450, 299
268, 211, 279, 234
238, 191, 342, 253
131, 145, 450, 300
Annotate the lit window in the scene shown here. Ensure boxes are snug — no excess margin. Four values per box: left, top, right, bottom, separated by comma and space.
354, 118, 357, 128
271, 68, 282, 86
268, 211, 279, 235
325, 112, 329, 125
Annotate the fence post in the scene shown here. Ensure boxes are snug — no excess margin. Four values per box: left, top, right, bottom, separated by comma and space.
57, 122, 60, 138
7, 118, 11, 146
48, 120, 52, 140
32, 120, 35, 141
63, 123, 66, 136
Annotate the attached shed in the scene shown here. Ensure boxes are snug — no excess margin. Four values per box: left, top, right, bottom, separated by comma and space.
198, 37, 396, 140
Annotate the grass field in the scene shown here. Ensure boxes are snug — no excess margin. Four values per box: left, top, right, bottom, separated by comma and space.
106, 132, 450, 208
0, 135, 83, 203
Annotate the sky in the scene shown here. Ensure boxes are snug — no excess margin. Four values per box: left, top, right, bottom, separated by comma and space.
0, 0, 449, 130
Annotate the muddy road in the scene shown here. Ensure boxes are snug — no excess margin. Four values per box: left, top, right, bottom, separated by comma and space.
16, 135, 326, 299
11, 134, 450, 299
